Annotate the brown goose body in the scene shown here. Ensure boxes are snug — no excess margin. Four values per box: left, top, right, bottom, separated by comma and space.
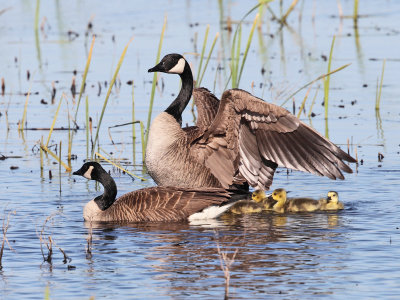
146, 54, 356, 192
74, 162, 231, 222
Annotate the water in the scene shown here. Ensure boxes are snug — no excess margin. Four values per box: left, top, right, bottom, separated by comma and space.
1, 0, 400, 299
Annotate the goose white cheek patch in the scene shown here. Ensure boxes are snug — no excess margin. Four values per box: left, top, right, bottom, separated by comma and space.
168, 58, 185, 74
83, 166, 94, 179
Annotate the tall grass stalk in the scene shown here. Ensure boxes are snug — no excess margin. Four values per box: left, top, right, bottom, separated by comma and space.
40, 142, 71, 172
145, 15, 167, 146
197, 32, 219, 88
280, 0, 299, 24
95, 152, 146, 181
225, 0, 272, 89
375, 59, 386, 110
308, 87, 319, 118
0, 210, 16, 271
195, 25, 210, 87
91, 37, 134, 158
85, 96, 89, 159
59, 141, 62, 194
34, 0, 41, 67
19, 82, 33, 131
281, 63, 350, 106
237, 13, 259, 87
324, 35, 336, 120
46, 93, 64, 148
353, 0, 359, 25
66, 100, 72, 165
296, 86, 312, 119
74, 35, 95, 123
40, 136, 44, 177
140, 121, 145, 165
132, 82, 136, 164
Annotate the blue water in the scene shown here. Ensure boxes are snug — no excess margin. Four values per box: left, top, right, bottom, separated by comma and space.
0, 0, 400, 299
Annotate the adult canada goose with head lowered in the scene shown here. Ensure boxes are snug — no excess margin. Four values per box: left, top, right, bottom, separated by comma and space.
73, 162, 232, 222
146, 53, 356, 192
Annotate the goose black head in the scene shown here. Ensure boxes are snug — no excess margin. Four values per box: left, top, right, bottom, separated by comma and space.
148, 53, 186, 74
73, 161, 105, 180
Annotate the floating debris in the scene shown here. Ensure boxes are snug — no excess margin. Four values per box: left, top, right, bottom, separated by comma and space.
10, 166, 19, 170
1, 77, 4, 96
378, 152, 384, 162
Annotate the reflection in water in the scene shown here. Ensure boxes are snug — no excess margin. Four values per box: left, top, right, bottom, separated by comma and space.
87, 211, 347, 298
375, 109, 386, 149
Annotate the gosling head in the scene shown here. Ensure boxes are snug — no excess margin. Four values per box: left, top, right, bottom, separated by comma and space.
73, 161, 104, 180
327, 191, 339, 204
148, 53, 187, 75
252, 190, 267, 203
271, 188, 287, 205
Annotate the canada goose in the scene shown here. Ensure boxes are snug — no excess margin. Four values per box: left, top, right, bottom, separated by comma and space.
270, 188, 321, 213
146, 53, 356, 193
73, 162, 234, 222
320, 191, 344, 210
227, 200, 263, 214
251, 189, 276, 210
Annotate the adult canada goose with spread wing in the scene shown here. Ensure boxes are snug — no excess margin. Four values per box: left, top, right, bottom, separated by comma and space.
146, 53, 356, 192
73, 162, 232, 222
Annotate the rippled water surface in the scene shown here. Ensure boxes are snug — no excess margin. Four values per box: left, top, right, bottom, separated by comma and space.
1, 1, 400, 299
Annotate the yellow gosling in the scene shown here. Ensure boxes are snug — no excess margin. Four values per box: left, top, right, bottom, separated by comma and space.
251, 190, 276, 210
228, 200, 263, 214
320, 191, 344, 210
271, 188, 321, 213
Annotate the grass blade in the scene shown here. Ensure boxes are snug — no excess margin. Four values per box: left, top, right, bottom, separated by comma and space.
145, 15, 167, 146
132, 82, 136, 164
198, 32, 219, 87
297, 85, 312, 119
91, 37, 134, 158
281, 0, 299, 24
95, 152, 146, 181
324, 35, 336, 120
281, 63, 350, 106
85, 96, 89, 159
375, 59, 386, 110
237, 13, 259, 86
195, 25, 210, 87
74, 35, 95, 123
40, 142, 71, 172
45, 93, 64, 148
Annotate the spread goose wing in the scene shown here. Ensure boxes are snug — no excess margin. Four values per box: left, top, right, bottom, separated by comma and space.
193, 88, 220, 129
191, 89, 356, 190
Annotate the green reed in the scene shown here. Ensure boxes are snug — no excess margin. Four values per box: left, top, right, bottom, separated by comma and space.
324, 35, 336, 120
375, 59, 386, 110
195, 25, 210, 87
91, 37, 133, 158
197, 32, 219, 88
281, 63, 350, 106
74, 35, 95, 123
85, 96, 89, 159
280, 0, 299, 24
45, 93, 64, 148
145, 15, 167, 146
297, 86, 312, 119
132, 82, 136, 164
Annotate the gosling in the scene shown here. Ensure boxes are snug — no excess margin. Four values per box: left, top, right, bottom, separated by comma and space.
270, 188, 321, 213
251, 190, 276, 210
319, 191, 344, 210
227, 200, 263, 214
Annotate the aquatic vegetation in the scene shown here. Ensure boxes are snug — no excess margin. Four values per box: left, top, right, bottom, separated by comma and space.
145, 15, 167, 146
375, 59, 386, 110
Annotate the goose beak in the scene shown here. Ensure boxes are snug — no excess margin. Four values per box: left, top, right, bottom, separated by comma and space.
327, 196, 332, 203
148, 62, 163, 73
73, 168, 84, 176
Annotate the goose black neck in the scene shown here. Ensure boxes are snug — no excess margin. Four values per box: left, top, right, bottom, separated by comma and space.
165, 62, 193, 124
93, 171, 118, 211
